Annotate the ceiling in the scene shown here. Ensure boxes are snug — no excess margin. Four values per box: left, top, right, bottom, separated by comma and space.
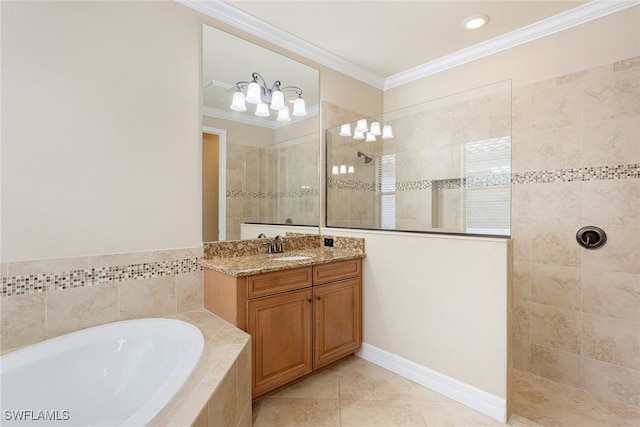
224, 0, 588, 78
184, 0, 638, 90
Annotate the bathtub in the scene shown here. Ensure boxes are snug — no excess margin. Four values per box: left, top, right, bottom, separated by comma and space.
0, 318, 204, 426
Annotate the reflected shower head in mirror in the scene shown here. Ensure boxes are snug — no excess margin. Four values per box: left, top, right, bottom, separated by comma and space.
357, 151, 373, 164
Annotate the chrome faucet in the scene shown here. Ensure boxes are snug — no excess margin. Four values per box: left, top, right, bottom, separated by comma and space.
267, 235, 286, 254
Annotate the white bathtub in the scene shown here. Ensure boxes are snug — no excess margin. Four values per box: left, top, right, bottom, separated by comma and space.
0, 318, 204, 427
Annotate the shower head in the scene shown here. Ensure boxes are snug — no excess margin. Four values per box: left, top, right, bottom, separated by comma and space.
357, 151, 373, 164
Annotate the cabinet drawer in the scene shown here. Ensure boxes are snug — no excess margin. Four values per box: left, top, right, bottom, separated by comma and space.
247, 266, 313, 299
313, 259, 361, 285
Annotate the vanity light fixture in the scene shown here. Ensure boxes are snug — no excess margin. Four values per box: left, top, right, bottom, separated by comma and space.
462, 14, 490, 30
339, 119, 393, 140
230, 72, 307, 121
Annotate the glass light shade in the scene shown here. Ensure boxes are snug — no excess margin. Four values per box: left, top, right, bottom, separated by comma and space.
355, 119, 368, 133
270, 90, 285, 110
365, 132, 376, 142
353, 130, 365, 140
332, 165, 339, 175
255, 102, 270, 117
230, 91, 247, 112
245, 81, 262, 104
292, 97, 307, 116
276, 107, 291, 122
382, 125, 394, 139
347, 165, 355, 174
339, 124, 352, 137
339, 164, 347, 174
370, 121, 381, 136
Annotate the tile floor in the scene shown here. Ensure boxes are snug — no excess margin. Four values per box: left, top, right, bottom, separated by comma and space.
252, 356, 640, 426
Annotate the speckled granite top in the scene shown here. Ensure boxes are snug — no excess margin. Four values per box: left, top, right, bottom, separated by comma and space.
200, 239, 365, 277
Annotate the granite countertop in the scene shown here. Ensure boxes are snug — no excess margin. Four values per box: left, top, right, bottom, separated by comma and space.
200, 247, 365, 277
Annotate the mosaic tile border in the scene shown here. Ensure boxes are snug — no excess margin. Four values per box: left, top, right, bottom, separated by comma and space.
227, 188, 319, 198
512, 164, 639, 185
1, 258, 202, 297
328, 164, 639, 191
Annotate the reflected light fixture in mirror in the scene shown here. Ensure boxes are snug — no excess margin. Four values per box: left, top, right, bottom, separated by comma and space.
230, 71, 307, 121
339, 119, 394, 141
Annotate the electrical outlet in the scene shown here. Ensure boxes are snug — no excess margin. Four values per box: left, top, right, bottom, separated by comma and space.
323, 237, 334, 247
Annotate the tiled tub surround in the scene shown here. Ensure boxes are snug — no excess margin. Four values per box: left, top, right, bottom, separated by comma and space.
0, 247, 204, 351
511, 56, 640, 408
158, 311, 251, 427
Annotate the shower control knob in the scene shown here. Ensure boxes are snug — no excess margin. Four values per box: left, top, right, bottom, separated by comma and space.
576, 226, 606, 249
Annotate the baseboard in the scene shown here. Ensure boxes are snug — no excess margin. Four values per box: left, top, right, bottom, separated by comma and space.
356, 342, 507, 422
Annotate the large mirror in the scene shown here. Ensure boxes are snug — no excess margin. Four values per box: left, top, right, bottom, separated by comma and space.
202, 24, 320, 241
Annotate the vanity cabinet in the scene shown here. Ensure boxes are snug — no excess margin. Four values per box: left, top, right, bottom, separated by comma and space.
203, 258, 362, 398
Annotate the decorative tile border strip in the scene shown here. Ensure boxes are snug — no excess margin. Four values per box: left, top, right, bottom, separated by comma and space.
227, 188, 319, 198
328, 164, 639, 191
1, 258, 202, 297
512, 164, 639, 185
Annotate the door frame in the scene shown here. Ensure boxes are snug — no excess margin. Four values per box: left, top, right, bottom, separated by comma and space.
203, 126, 227, 241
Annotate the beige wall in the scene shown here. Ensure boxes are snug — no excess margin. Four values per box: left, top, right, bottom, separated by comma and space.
2, 1, 204, 261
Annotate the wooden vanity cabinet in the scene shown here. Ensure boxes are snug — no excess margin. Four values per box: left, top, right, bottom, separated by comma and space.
203, 258, 362, 398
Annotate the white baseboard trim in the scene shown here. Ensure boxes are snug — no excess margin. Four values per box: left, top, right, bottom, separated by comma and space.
356, 342, 507, 422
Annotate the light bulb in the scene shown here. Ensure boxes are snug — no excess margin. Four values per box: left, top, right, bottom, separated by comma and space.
230, 90, 246, 112
255, 103, 270, 117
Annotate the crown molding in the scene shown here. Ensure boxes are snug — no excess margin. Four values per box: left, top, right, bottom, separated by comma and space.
203, 104, 319, 129
180, 0, 639, 92
384, 0, 640, 89
178, 0, 385, 89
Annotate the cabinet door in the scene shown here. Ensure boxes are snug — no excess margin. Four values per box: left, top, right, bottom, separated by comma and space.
249, 288, 313, 397
313, 277, 362, 369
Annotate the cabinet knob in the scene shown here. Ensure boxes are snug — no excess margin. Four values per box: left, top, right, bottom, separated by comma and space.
316, 296, 321, 301
307, 298, 312, 303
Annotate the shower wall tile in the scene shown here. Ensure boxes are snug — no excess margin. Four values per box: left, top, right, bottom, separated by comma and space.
0, 293, 46, 349
530, 223, 582, 268
581, 357, 640, 407
513, 301, 530, 341
582, 68, 640, 123
582, 270, 640, 322
46, 283, 118, 338
582, 225, 640, 274
530, 81, 582, 132
511, 87, 532, 136
582, 313, 640, 370
531, 264, 581, 311
530, 182, 581, 225
118, 276, 176, 320
511, 184, 531, 224
511, 222, 531, 264
529, 344, 581, 388
511, 134, 532, 174
582, 179, 640, 227
583, 116, 640, 167
529, 303, 581, 354
512, 261, 531, 302
512, 338, 530, 371
530, 126, 582, 172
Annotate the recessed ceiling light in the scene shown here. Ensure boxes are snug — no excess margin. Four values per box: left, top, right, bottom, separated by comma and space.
462, 15, 490, 30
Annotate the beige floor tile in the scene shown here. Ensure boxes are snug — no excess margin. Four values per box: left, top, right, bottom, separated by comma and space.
272, 368, 340, 400
340, 399, 426, 427
251, 358, 640, 427
418, 401, 507, 427
252, 397, 340, 427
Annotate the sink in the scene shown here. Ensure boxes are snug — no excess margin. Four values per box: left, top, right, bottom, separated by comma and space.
270, 255, 312, 261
